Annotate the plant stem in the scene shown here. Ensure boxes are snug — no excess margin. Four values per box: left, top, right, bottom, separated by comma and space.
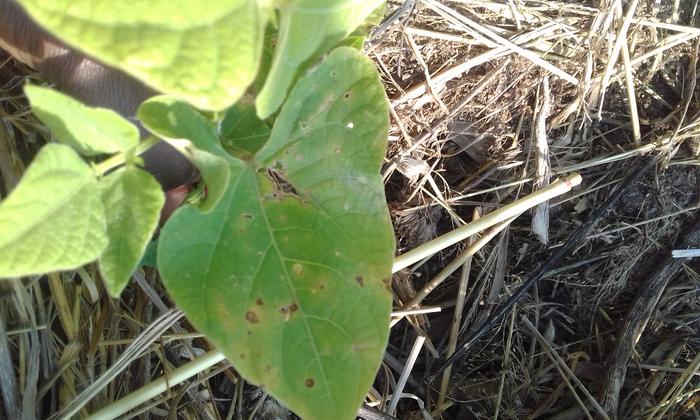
92, 137, 160, 176
391, 173, 582, 272
86, 350, 226, 419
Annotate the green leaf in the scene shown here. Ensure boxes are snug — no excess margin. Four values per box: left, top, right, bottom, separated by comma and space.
255, 0, 385, 119
138, 97, 231, 212
219, 104, 271, 159
98, 166, 164, 297
24, 85, 138, 156
251, 23, 278, 94
0, 144, 107, 277
158, 47, 394, 420
140, 239, 159, 269
18, 0, 264, 111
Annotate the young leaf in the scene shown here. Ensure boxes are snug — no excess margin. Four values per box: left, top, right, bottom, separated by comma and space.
25, 85, 138, 156
219, 104, 271, 158
98, 166, 164, 297
158, 47, 394, 420
139, 239, 159, 269
18, 0, 264, 111
138, 97, 231, 212
255, 0, 384, 119
0, 144, 107, 278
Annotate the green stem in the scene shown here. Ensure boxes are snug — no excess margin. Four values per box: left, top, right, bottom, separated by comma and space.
86, 350, 226, 419
93, 137, 160, 176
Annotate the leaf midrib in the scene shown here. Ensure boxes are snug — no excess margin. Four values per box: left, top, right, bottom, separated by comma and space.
250, 164, 335, 409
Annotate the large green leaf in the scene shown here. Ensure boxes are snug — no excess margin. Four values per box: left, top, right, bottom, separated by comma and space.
0, 144, 107, 277
98, 166, 164, 297
156, 47, 394, 420
19, 0, 264, 111
25, 85, 138, 156
255, 0, 385, 118
138, 97, 231, 212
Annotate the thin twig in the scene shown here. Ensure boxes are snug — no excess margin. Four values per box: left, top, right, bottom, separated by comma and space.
438, 208, 480, 409
393, 174, 582, 272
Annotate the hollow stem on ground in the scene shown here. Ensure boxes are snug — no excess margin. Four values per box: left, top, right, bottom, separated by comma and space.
392, 173, 582, 272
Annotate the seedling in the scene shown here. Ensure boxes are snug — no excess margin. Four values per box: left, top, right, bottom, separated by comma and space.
0, 1, 393, 419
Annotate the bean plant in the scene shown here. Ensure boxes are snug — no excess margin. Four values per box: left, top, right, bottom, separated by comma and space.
0, 1, 395, 419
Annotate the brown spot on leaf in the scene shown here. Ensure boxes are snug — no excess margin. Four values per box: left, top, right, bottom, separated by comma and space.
256, 298, 264, 306
279, 302, 298, 320
305, 378, 315, 388
355, 276, 364, 287
318, 283, 325, 290
343, 91, 352, 100
245, 311, 259, 324
240, 213, 253, 221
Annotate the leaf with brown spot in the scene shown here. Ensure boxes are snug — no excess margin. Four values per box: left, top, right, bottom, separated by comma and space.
155, 48, 394, 420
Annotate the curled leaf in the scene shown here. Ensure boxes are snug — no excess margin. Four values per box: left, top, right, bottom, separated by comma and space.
139, 97, 231, 211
